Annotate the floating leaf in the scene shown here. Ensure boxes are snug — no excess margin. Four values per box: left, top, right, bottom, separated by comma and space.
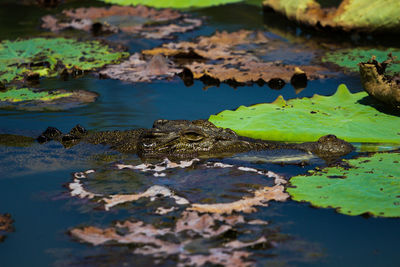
287, 152, 400, 217
209, 84, 400, 143
142, 30, 328, 87
0, 38, 128, 83
42, 5, 201, 39
99, 0, 242, 9
100, 53, 181, 83
263, 0, 400, 33
71, 210, 267, 267
189, 184, 288, 214
0, 87, 98, 110
322, 48, 400, 73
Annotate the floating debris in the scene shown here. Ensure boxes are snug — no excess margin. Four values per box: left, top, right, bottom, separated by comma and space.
189, 184, 288, 214
359, 56, 400, 108
143, 30, 329, 87
69, 158, 287, 211
99, 53, 181, 83
42, 5, 202, 39
70, 210, 268, 267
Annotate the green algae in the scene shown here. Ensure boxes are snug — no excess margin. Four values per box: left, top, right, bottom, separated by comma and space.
209, 84, 400, 143
287, 152, 400, 217
100, 0, 242, 8
0, 38, 128, 83
322, 48, 400, 74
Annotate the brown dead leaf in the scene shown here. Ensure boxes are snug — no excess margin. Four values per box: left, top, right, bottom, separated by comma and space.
359, 60, 400, 108
181, 249, 253, 267
70, 210, 266, 266
42, 5, 201, 39
0, 213, 14, 242
175, 211, 244, 237
189, 185, 288, 214
99, 53, 181, 83
142, 30, 329, 87
103, 185, 189, 210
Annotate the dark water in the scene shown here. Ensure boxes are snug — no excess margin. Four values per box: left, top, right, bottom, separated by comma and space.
0, 1, 399, 267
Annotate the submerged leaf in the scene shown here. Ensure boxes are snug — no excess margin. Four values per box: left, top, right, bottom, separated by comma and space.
263, 0, 400, 33
0, 87, 98, 111
322, 48, 400, 74
100, 53, 181, 83
287, 152, 400, 217
0, 38, 128, 83
99, 0, 242, 8
71, 210, 266, 266
0, 213, 14, 242
189, 185, 288, 214
209, 84, 400, 143
42, 5, 201, 39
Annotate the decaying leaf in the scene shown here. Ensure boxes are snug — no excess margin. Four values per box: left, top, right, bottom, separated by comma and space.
99, 0, 242, 9
263, 0, 400, 33
70, 169, 189, 210
0, 213, 14, 242
359, 57, 400, 108
42, 5, 202, 39
99, 53, 181, 83
288, 152, 400, 217
70, 210, 268, 266
102, 185, 190, 211
142, 30, 329, 87
209, 84, 400, 143
69, 158, 286, 211
0, 38, 128, 83
0, 87, 98, 111
189, 185, 288, 214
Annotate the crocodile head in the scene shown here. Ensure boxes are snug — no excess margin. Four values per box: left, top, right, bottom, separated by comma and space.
137, 119, 254, 159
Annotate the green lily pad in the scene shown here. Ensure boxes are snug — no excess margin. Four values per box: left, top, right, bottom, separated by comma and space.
0, 38, 128, 83
0, 87, 98, 111
209, 84, 400, 143
100, 0, 242, 8
322, 48, 400, 73
287, 152, 400, 217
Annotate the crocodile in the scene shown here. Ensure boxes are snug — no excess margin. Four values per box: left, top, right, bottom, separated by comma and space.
36, 119, 354, 161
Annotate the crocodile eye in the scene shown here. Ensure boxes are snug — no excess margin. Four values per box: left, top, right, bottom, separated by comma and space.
182, 130, 205, 142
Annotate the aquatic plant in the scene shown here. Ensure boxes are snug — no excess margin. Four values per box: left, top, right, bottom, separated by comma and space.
322, 48, 400, 74
0, 87, 98, 110
209, 84, 400, 143
142, 30, 328, 87
100, 0, 242, 8
263, 0, 400, 32
42, 5, 202, 39
287, 152, 400, 217
0, 38, 128, 83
